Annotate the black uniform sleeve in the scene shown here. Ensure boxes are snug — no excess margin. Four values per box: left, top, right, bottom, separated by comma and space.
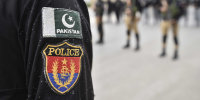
0, 0, 27, 99
18, 0, 94, 100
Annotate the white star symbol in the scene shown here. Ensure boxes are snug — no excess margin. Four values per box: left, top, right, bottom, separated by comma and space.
68, 16, 73, 22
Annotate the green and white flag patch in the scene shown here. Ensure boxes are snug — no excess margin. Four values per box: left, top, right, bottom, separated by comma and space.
42, 7, 82, 39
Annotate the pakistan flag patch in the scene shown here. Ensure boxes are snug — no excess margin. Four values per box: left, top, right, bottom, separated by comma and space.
42, 7, 82, 39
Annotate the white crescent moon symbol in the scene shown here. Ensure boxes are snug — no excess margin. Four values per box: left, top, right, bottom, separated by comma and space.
62, 14, 75, 28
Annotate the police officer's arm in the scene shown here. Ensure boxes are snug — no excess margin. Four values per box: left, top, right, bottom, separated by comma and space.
19, 0, 94, 99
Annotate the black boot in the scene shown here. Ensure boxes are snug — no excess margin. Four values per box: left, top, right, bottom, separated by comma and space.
97, 23, 104, 44
96, 35, 104, 44
160, 35, 167, 57
134, 33, 140, 51
124, 40, 130, 48
160, 48, 166, 57
134, 45, 140, 51
173, 36, 179, 60
96, 39, 103, 44
173, 50, 178, 60
124, 30, 131, 49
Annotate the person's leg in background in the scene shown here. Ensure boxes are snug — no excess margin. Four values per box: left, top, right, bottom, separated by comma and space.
124, 15, 132, 48
172, 20, 179, 60
160, 20, 170, 57
133, 16, 140, 51
96, 16, 104, 44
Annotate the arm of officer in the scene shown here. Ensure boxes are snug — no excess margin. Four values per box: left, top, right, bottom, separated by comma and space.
19, 0, 94, 99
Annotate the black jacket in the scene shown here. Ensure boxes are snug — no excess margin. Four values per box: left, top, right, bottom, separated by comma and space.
131, 0, 143, 13
0, 0, 94, 100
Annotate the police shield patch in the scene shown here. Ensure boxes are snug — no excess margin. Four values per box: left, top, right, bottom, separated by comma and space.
43, 42, 83, 94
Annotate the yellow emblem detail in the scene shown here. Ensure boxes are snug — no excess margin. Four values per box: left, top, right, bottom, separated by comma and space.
61, 58, 69, 79
52, 59, 75, 89
62, 58, 67, 65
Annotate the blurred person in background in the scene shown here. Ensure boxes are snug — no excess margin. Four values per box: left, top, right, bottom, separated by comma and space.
153, 0, 162, 24
95, 0, 105, 44
140, 0, 151, 24
115, 0, 124, 23
124, 0, 143, 51
107, 0, 115, 22
107, 0, 125, 23
159, 0, 184, 60
194, 0, 200, 26
179, 0, 189, 26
